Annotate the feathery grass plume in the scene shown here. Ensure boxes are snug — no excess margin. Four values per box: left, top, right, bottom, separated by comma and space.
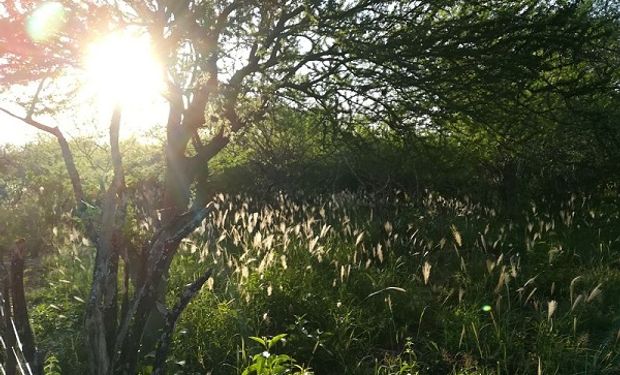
422, 261, 432, 285
376, 243, 384, 263
547, 300, 558, 321
384, 221, 393, 235
451, 224, 462, 247
354, 231, 365, 247
587, 284, 603, 302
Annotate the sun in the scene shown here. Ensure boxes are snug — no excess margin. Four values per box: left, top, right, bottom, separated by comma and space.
83, 31, 164, 110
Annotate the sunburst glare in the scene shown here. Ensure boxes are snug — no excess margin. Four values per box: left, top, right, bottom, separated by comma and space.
83, 32, 164, 111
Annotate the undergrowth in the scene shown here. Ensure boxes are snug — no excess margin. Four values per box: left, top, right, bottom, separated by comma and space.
29, 191, 620, 374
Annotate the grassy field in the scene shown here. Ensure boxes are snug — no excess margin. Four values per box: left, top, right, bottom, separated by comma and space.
28, 190, 620, 374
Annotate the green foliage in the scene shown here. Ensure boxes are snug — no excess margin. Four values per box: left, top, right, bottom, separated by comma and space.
0, 139, 73, 255
373, 338, 419, 375
0, 136, 162, 256
44, 354, 63, 375
241, 334, 312, 375
27, 224, 94, 374
138, 191, 620, 374
12, 188, 620, 374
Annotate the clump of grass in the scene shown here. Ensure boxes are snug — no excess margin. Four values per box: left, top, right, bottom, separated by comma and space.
28, 224, 94, 374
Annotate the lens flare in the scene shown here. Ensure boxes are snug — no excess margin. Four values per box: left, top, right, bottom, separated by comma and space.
83, 32, 164, 109
26, 2, 66, 42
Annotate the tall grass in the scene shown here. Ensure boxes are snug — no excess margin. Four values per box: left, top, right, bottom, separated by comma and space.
30, 190, 620, 374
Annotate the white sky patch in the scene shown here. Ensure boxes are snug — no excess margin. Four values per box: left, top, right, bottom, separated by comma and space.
0, 103, 41, 145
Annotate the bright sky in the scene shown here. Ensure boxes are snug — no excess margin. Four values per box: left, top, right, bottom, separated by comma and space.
0, 95, 168, 146
0, 2, 169, 146
0, 105, 44, 145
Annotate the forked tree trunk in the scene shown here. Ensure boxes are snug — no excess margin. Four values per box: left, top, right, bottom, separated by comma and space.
1, 102, 217, 375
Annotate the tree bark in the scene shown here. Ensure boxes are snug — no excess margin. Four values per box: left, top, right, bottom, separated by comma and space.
5, 240, 43, 375
85, 107, 124, 375
152, 269, 211, 375
0, 253, 16, 375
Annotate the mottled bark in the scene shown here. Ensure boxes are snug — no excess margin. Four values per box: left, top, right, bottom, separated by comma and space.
85, 107, 124, 375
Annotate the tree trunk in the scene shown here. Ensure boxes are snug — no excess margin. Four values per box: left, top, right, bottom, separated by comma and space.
0, 240, 43, 375
0, 253, 16, 375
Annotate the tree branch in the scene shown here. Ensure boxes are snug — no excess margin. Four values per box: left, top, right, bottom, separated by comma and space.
112, 204, 213, 373
0, 107, 85, 206
152, 268, 212, 375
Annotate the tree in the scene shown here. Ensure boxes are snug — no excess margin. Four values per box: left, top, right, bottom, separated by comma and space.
1, 0, 617, 373
332, 0, 620, 194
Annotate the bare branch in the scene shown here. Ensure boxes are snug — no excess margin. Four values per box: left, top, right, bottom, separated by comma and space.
0, 107, 85, 206
0, 107, 58, 135
26, 78, 47, 120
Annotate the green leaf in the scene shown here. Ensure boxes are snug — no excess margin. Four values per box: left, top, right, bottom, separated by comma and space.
249, 336, 266, 347
268, 333, 287, 349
